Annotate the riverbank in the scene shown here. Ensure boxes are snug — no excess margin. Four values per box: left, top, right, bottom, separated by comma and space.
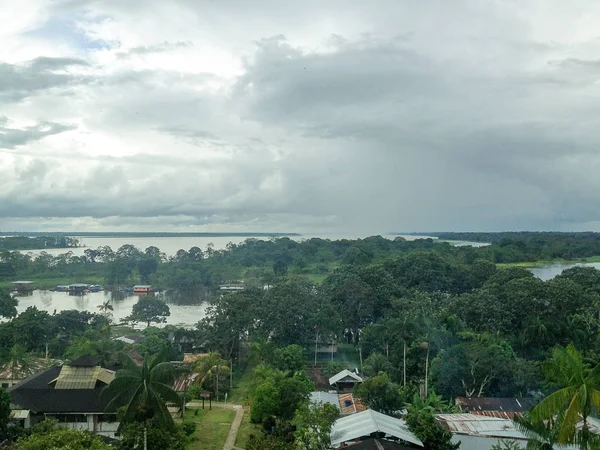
496, 255, 600, 269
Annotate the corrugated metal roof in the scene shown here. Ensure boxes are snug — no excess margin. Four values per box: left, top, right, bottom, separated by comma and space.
330, 409, 423, 447
310, 391, 340, 409
469, 410, 519, 419
456, 397, 535, 412
173, 373, 199, 392
54, 366, 100, 389
329, 369, 363, 386
96, 369, 116, 385
435, 414, 526, 440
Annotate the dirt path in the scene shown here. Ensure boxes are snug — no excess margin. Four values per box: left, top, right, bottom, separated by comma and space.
222, 405, 244, 450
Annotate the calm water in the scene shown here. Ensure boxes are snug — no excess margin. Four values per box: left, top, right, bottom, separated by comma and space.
530, 262, 600, 281
14, 290, 209, 327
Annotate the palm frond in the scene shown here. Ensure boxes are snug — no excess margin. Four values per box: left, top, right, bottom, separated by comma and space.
101, 376, 140, 403
558, 390, 583, 443
150, 345, 172, 370
530, 387, 577, 422
149, 361, 176, 384
146, 387, 175, 430
117, 351, 141, 373
151, 381, 182, 406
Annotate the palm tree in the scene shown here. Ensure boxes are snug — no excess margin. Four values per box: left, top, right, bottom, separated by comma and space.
97, 300, 114, 314
529, 344, 600, 448
101, 345, 181, 431
6, 345, 35, 382
194, 352, 231, 399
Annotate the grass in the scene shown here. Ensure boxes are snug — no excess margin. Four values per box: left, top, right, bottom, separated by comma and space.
235, 410, 260, 449
185, 407, 235, 450
229, 357, 256, 405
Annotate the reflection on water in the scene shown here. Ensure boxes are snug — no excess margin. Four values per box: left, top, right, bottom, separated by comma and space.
530, 262, 600, 281
13, 290, 209, 327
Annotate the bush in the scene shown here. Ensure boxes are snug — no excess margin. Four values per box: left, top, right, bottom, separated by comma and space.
181, 420, 196, 437
187, 385, 204, 400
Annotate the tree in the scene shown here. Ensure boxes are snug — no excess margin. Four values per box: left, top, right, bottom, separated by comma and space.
12, 424, 113, 450
273, 344, 306, 373
250, 379, 280, 424
101, 345, 181, 431
11, 307, 56, 352
0, 388, 11, 441
293, 401, 340, 450
117, 419, 189, 450
530, 344, 600, 447
193, 352, 231, 397
0, 288, 17, 319
405, 402, 460, 450
5, 344, 35, 381
0, 288, 19, 319
355, 373, 402, 415
363, 352, 392, 377
128, 297, 170, 327
513, 412, 564, 450
277, 376, 312, 421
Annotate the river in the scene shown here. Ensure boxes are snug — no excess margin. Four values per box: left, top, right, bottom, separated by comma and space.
529, 262, 600, 281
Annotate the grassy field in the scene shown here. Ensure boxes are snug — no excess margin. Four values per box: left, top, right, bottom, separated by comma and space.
235, 410, 260, 449
185, 407, 235, 450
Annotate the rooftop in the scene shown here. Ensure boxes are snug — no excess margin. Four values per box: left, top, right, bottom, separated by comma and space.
329, 369, 363, 386
310, 391, 340, 409
455, 397, 536, 413
435, 414, 527, 440
330, 409, 423, 448
9, 358, 116, 414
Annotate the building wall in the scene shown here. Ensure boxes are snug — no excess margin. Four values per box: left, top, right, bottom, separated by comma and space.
451, 435, 526, 450
45, 413, 119, 439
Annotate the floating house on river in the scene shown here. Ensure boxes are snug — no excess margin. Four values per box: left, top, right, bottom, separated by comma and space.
68, 284, 89, 296
133, 285, 154, 295
12, 281, 34, 294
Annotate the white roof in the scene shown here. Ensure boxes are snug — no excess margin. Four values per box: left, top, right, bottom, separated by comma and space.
10, 409, 30, 420
330, 409, 423, 447
329, 369, 363, 385
114, 336, 135, 344
310, 392, 340, 409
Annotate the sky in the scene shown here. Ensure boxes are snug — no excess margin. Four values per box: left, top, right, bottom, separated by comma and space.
2, 0, 600, 234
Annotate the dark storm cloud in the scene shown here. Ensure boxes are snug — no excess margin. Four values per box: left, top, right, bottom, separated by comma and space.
0, 119, 76, 149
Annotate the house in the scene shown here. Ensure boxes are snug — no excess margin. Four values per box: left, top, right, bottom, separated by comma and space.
337, 440, 418, 450
329, 369, 363, 392
11, 281, 34, 294
0, 357, 52, 389
173, 373, 199, 392
455, 397, 536, 419
183, 353, 209, 365
68, 284, 89, 296
133, 285, 154, 295
8, 356, 120, 439
310, 391, 341, 410
113, 334, 144, 345
330, 409, 423, 448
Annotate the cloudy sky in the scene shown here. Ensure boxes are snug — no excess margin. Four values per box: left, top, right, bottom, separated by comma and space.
2, 0, 600, 234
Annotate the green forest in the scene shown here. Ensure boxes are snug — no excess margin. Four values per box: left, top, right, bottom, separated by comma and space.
1, 232, 600, 448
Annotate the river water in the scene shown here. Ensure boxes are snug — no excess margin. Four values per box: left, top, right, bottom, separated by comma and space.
11, 234, 487, 327
529, 262, 600, 281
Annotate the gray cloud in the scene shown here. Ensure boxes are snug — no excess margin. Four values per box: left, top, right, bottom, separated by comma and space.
0, 118, 76, 149
0, 57, 89, 102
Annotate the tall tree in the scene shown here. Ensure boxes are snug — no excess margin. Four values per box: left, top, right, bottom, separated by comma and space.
101, 346, 181, 431
0, 288, 17, 319
128, 297, 170, 327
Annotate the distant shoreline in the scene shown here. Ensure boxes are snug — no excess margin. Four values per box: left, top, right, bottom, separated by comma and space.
0, 231, 301, 238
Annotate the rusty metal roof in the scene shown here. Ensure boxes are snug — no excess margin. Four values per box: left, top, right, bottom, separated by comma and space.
469, 410, 520, 419
455, 397, 535, 412
435, 414, 527, 439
